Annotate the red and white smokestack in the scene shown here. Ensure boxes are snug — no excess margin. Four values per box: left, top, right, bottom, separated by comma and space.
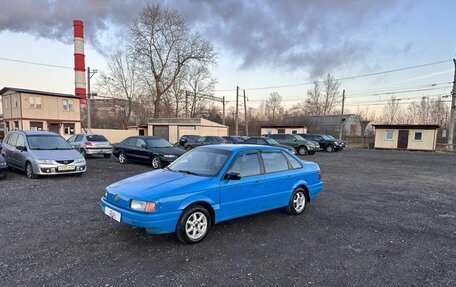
73, 20, 86, 104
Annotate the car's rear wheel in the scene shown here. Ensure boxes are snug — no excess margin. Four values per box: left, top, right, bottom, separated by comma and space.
176, 205, 211, 244
285, 188, 307, 215
80, 149, 87, 159
151, 156, 161, 169
104, 154, 111, 159
297, 145, 308, 155
118, 152, 127, 164
325, 145, 335, 153
25, 162, 38, 179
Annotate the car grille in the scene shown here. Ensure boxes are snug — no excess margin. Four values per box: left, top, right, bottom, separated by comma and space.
56, 160, 74, 165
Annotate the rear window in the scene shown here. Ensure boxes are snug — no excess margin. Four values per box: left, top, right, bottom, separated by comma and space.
87, 135, 108, 142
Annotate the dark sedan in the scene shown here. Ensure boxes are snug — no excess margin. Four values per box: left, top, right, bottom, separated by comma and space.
222, 136, 249, 144
177, 135, 201, 147
243, 136, 296, 154
184, 136, 228, 150
113, 136, 186, 169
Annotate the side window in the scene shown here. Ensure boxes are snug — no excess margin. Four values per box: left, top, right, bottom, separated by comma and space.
261, 152, 289, 173
285, 135, 295, 141
125, 138, 136, 146
8, 133, 18, 147
257, 139, 267, 144
283, 152, 303, 169
244, 138, 256, 144
136, 138, 146, 148
67, 135, 76, 142
15, 135, 26, 148
75, 135, 84, 142
228, 152, 261, 177
204, 137, 213, 144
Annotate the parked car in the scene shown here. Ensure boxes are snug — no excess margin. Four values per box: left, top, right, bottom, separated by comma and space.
184, 136, 228, 150
1, 130, 86, 179
266, 134, 319, 155
243, 136, 296, 154
326, 134, 346, 150
299, 134, 343, 152
177, 135, 201, 147
67, 133, 112, 158
101, 144, 323, 244
0, 154, 7, 179
112, 136, 185, 169
222, 136, 249, 144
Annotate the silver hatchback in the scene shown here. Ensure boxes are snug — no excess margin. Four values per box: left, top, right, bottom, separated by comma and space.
68, 133, 112, 158
1, 130, 86, 179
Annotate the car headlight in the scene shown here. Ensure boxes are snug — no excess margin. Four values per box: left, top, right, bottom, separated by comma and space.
36, 159, 53, 164
76, 157, 85, 163
162, 154, 176, 158
0, 161, 6, 167
103, 191, 108, 199
130, 200, 156, 213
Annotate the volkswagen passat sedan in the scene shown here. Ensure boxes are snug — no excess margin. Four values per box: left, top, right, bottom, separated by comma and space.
101, 145, 323, 244
1, 130, 86, 179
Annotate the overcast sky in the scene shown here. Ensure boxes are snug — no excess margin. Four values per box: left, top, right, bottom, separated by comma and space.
0, 0, 455, 113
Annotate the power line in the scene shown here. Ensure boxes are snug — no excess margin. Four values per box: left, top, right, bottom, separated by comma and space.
215, 59, 452, 92
0, 57, 73, 70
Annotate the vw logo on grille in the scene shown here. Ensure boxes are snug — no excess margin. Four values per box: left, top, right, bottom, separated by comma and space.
63, 160, 69, 164
114, 195, 120, 202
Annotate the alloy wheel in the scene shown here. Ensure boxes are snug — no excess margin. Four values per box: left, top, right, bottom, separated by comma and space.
152, 157, 160, 169
119, 153, 126, 164
293, 191, 306, 213
185, 212, 208, 241
298, 146, 308, 155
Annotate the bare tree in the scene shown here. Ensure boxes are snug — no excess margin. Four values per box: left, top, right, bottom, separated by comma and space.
405, 96, 449, 126
183, 64, 217, 117
129, 4, 216, 118
382, 96, 402, 124
265, 92, 284, 122
97, 50, 142, 128
305, 74, 341, 115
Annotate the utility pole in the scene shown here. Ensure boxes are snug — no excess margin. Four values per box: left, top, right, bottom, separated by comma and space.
339, 89, 345, 140
235, 86, 239, 136
86, 67, 98, 129
222, 96, 226, 126
447, 59, 456, 151
243, 89, 248, 136
185, 90, 189, 118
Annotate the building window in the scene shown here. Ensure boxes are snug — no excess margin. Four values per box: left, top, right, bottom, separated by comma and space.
385, 130, 394, 141
3, 97, 8, 109
278, 128, 286, 134
29, 96, 42, 109
14, 96, 19, 108
14, 121, 19, 129
30, 122, 44, 131
414, 131, 423, 141
291, 130, 297, 134
64, 123, 75, 135
63, 99, 74, 112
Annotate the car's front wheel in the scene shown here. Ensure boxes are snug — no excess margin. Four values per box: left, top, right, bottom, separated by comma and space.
297, 145, 308, 155
285, 188, 307, 215
118, 152, 127, 164
151, 156, 161, 169
80, 149, 87, 159
25, 162, 38, 179
325, 145, 335, 153
176, 205, 211, 244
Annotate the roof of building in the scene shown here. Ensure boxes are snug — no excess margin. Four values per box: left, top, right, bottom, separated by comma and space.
373, 124, 440, 130
0, 87, 79, 99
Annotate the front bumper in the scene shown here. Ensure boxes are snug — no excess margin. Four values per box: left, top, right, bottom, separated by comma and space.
100, 198, 181, 234
34, 162, 86, 175
86, 147, 112, 155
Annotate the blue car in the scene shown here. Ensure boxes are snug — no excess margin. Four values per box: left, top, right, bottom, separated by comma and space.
100, 145, 323, 244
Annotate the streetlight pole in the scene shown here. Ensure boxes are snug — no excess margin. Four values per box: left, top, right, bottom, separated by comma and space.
87, 67, 98, 130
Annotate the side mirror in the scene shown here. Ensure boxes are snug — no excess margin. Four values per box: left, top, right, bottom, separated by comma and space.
225, 172, 241, 180
293, 138, 297, 142
16, 146, 27, 152
141, 143, 148, 149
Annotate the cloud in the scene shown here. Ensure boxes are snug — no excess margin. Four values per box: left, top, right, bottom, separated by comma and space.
0, 0, 405, 76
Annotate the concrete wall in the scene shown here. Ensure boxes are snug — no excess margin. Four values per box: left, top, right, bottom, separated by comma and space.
261, 127, 307, 135
90, 128, 141, 143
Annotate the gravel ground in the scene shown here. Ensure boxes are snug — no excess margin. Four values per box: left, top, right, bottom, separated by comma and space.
0, 149, 455, 286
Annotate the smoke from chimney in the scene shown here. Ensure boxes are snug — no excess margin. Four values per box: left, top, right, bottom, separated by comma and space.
73, 20, 86, 104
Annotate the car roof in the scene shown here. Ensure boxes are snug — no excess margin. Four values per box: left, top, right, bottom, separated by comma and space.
201, 144, 284, 152
11, 130, 60, 136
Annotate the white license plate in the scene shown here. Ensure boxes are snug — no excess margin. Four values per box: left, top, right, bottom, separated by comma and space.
104, 206, 121, 222
57, 165, 76, 171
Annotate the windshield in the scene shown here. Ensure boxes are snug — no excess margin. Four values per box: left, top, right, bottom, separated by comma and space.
322, 135, 333, 140
86, 135, 108, 142
294, 135, 306, 141
27, 135, 73, 150
167, 148, 230, 176
326, 135, 336, 140
265, 138, 279, 145
146, 138, 173, 148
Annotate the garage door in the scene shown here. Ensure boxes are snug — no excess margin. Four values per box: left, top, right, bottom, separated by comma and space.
153, 126, 169, 141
